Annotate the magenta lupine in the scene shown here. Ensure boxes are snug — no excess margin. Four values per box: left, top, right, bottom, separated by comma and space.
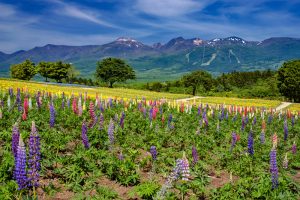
14, 136, 27, 190
108, 119, 115, 146
150, 146, 157, 161
230, 132, 237, 152
12, 123, 20, 159
81, 121, 90, 149
192, 146, 199, 165
292, 142, 297, 154
248, 130, 254, 155
270, 148, 278, 189
99, 113, 104, 130
49, 103, 55, 127
28, 121, 41, 188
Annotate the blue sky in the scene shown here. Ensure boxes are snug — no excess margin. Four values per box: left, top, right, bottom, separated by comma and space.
0, 0, 299, 53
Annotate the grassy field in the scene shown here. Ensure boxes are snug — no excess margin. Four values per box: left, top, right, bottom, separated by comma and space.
0, 79, 191, 100
191, 97, 282, 108
287, 103, 300, 112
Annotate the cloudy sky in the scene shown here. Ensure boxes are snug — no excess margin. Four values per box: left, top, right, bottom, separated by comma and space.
0, 0, 299, 53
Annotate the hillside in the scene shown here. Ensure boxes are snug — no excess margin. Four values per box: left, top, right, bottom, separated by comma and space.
1, 36, 300, 81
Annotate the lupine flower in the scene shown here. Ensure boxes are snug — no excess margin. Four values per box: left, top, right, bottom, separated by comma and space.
272, 133, 278, 148
72, 98, 77, 114
181, 153, 190, 181
12, 123, 20, 159
14, 136, 27, 190
192, 146, 199, 165
292, 142, 297, 154
248, 130, 254, 155
28, 121, 41, 188
108, 119, 115, 146
230, 132, 237, 152
23, 98, 29, 114
29, 98, 32, 109
78, 98, 83, 116
252, 116, 257, 126
49, 103, 55, 127
99, 113, 104, 130
118, 151, 124, 161
119, 111, 125, 129
67, 98, 70, 108
22, 109, 27, 121
168, 114, 172, 128
61, 99, 65, 109
16, 88, 22, 112
156, 159, 182, 199
268, 115, 273, 124
88, 102, 96, 128
291, 116, 295, 127
284, 120, 288, 141
270, 148, 278, 189
260, 131, 265, 144
241, 116, 245, 131
114, 113, 118, 123
150, 146, 157, 161
7, 95, 11, 108
283, 153, 288, 169
81, 121, 90, 149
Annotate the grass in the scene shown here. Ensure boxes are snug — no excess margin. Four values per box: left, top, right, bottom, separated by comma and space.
0, 78, 191, 100
192, 96, 281, 108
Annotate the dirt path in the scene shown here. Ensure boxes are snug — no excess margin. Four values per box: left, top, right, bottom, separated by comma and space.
275, 102, 292, 112
175, 96, 203, 102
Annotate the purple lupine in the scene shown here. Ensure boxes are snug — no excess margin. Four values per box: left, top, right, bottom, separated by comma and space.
108, 119, 115, 146
248, 130, 254, 155
9, 87, 13, 97
67, 98, 70, 108
49, 103, 55, 127
268, 114, 273, 124
99, 113, 104, 130
241, 116, 245, 131
12, 123, 20, 159
61, 99, 65, 109
192, 146, 199, 165
283, 120, 288, 141
28, 121, 41, 188
119, 112, 125, 129
197, 106, 201, 116
260, 131, 265, 144
252, 116, 257, 126
150, 146, 157, 161
225, 112, 229, 120
232, 114, 237, 122
270, 148, 278, 189
292, 142, 297, 154
81, 121, 90, 149
16, 88, 22, 112
291, 116, 295, 127
118, 152, 124, 161
14, 136, 27, 190
168, 114, 173, 128
149, 107, 153, 122
230, 132, 237, 152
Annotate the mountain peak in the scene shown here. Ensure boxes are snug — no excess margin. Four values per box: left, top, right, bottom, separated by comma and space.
115, 37, 138, 43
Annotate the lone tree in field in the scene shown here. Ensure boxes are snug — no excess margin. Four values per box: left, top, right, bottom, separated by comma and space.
182, 70, 213, 95
38, 61, 53, 82
277, 60, 300, 102
95, 58, 136, 88
10, 59, 36, 80
47, 61, 71, 83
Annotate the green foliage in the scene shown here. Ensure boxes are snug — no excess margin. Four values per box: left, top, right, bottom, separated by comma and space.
95, 58, 136, 87
10, 59, 36, 80
47, 61, 71, 83
37, 61, 53, 82
129, 181, 160, 199
182, 70, 213, 95
278, 60, 300, 102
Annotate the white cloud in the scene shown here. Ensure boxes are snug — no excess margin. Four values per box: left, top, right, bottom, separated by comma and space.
135, 0, 213, 17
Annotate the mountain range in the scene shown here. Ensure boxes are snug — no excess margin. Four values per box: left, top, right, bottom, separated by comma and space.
0, 36, 300, 81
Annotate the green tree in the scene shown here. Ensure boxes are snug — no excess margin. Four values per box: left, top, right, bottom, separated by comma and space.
277, 60, 300, 102
48, 61, 71, 83
10, 59, 36, 80
182, 70, 213, 95
67, 65, 80, 84
37, 61, 53, 82
95, 58, 136, 88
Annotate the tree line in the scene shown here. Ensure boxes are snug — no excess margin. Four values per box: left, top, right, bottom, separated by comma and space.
9, 58, 300, 102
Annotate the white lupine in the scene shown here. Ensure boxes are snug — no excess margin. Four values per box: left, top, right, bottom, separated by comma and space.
28, 98, 32, 109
